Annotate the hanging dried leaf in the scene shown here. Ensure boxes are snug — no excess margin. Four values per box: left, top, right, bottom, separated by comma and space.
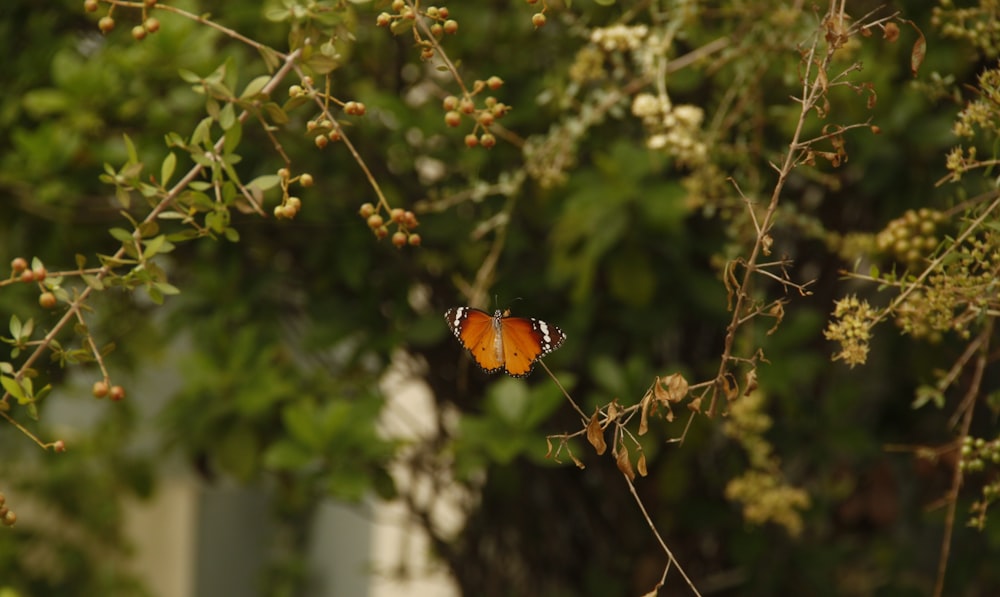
688, 396, 703, 413
606, 399, 621, 424
638, 392, 651, 436
722, 373, 739, 401
637, 452, 648, 477
655, 373, 689, 404
570, 452, 586, 469
744, 368, 758, 396
545, 437, 554, 459
586, 411, 607, 455
910, 23, 926, 77
616, 443, 636, 481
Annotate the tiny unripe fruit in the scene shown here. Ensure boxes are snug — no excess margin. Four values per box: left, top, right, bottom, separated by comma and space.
20, 270, 34, 283
315, 134, 329, 149
487, 76, 504, 90
376, 12, 391, 27
328, 129, 341, 142
306, 119, 318, 131
3, 511, 15, 526
286, 197, 302, 213
39, 292, 57, 309
444, 111, 462, 127
374, 225, 389, 240
93, 381, 109, 398
430, 24, 443, 38
392, 231, 408, 248
109, 385, 126, 401
391, 0, 404, 11
465, 134, 479, 148
98, 16, 115, 33
438, 7, 449, 18
367, 214, 384, 229
425, 6, 439, 18
299, 173, 313, 187
33, 267, 46, 282
390, 208, 405, 223
408, 233, 422, 246
443, 19, 458, 34
458, 98, 475, 114
278, 167, 290, 179
53, 440, 66, 453
358, 202, 376, 218
84, 0, 99, 12
11, 257, 27, 273
288, 85, 303, 97
273, 205, 285, 218
144, 18, 160, 33
443, 96, 459, 111
532, 13, 546, 27
478, 111, 495, 126
132, 25, 147, 40
480, 133, 497, 148
403, 211, 419, 228
421, 48, 435, 61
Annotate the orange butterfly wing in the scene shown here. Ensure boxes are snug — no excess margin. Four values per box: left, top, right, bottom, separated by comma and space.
445, 307, 565, 377
445, 307, 505, 374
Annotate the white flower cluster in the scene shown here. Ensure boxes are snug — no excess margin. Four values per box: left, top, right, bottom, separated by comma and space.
631, 93, 707, 164
589, 24, 649, 52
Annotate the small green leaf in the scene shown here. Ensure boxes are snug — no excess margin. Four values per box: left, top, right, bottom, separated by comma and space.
178, 69, 202, 83
240, 75, 271, 100
161, 152, 177, 186
1, 376, 25, 401
219, 102, 236, 131
247, 174, 281, 192
869, 264, 880, 279
123, 133, 139, 165
154, 281, 181, 296
224, 227, 240, 242
109, 227, 135, 243
82, 275, 104, 290
9, 315, 22, 339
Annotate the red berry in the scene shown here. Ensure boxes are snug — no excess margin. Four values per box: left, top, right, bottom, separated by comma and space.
19, 270, 34, 283
109, 385, 126, 401
444, 111, 462, 127
33, 267, 46, 282
478, 111, 495, 127
374, 225, 389, 240
328, 129, 342, 142
532, 13, 546, 28
408, 233, 422, 246
10, 257, 27, 273
438, 7, 449, 18
144, 18, 160, 33
443, 19, 458, 34
299, 173, 314, 187
442, 96, 459, 111
487, 76, 504, 90
52, 440, 66, 453
278, 167, 290, 179
83, 0, 99, 12
480, 133, 497, 148
464, 134, 479, 148
376, 12, 391, 26
458, 98, 475, 114
93, 381, 109, 398
367, 214, 384, 229
315, 134, 329, 149
392, 231, 407, 248
132, 25, 147, 41
390, 208, 405, 223
358, 202, 376, 218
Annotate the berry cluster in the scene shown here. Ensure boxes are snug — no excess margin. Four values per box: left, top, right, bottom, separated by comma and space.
358, 203, 421, 248
874, 208, 946, 269
442, 77, 508, 149
377, 1, 458, 60
92, 380, 127, 402
272, 168, 314, 220
291, 77, 368, 150
0, 493, 15, 527
85, 0, 161, 40
9, 257, 57, 309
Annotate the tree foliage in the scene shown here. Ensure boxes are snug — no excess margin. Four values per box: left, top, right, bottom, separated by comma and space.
3, 0, 1000, 596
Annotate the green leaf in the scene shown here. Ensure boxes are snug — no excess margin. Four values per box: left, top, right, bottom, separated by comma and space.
219, 102, 236, 131
153, 282, 181, 296
1, 376, 25, 401
178, 68, 202, 83
161, 152, 177, 186
240, 75, 271, 100
224, 227, 240, 242
264, 441, 315, 470
9, 315, 22, 339
223, 120, 242, 155
142, 234, 167, 260
123, 133, 139, 165
247, 174, 281, 192
109, 227, 134, 243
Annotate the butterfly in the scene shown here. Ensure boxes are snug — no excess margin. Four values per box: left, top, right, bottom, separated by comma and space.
444, 307, 566, 377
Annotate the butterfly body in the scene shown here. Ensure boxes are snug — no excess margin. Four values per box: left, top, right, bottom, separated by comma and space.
445, 307, 566, 377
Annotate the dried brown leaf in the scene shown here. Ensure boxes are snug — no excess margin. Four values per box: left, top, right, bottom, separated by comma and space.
909, 23, 925, 77
616, 443, 636, 481
586, 411, 607, 455
638, 392, 651, 436
637, 452, 648, 477
744, 368, 758, 396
